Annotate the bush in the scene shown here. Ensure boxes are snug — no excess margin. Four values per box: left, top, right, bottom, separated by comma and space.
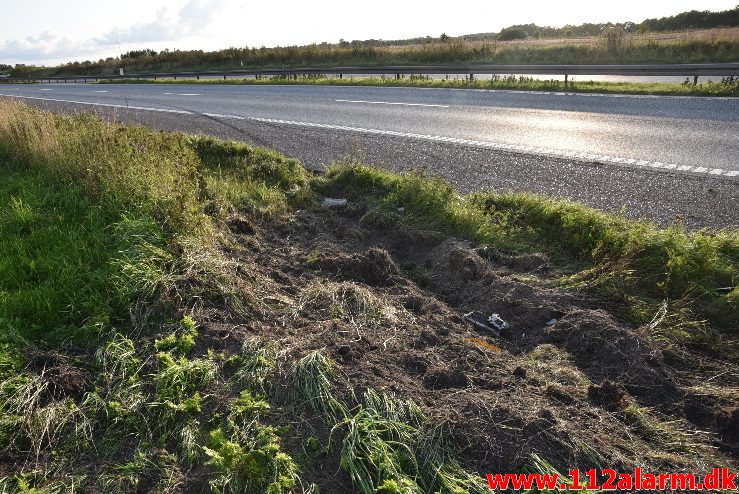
497, 27, 528, 41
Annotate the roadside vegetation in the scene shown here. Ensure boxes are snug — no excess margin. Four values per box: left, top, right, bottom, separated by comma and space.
0, 100, 737, 492
99, 73, 739, 97
6, 24, 739, 79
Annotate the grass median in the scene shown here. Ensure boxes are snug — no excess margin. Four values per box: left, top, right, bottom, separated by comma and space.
0, 100, 737, 493
98, 74, 739, 97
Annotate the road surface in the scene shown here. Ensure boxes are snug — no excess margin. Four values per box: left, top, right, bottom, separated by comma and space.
1, 83, 737, 228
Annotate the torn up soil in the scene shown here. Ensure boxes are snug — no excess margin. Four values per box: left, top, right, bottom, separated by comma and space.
209, 204, 738, 490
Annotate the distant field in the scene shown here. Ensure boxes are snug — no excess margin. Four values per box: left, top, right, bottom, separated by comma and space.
12, 28, 739, 79
375, 27, 739, 52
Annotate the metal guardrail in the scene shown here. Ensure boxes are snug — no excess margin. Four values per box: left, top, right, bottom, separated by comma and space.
2, 63, 738, 84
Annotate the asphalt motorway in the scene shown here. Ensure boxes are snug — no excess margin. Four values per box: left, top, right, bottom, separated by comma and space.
0, 83, 737, 228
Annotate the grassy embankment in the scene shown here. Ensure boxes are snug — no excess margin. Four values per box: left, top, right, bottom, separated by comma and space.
0, 101, 737, 492
100, 74, 739, 97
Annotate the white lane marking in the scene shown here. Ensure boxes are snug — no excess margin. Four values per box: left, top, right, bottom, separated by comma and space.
336, 99, 449, 108
0, 92, 734, 180
164, 92, 201, 96
203, 112, 244, 120
0, 93, 192, 115
39, 88, 53, 91
234, 114, 733, 179
94, 90, 109, 93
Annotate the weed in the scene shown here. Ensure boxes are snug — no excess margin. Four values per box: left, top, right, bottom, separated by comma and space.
155, 352, 218, 403
297, 281, 402, 328
290, 352, 347, 421
204, 391, 297, 494
155, 315, 199, 355
233, 339, 276, 396
337, 390, 486, 494
178, 420, 203, 467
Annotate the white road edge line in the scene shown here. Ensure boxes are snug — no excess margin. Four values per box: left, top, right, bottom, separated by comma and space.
336, 99, 450, 108
1, 92, 734, 180
0, 93, 192, 115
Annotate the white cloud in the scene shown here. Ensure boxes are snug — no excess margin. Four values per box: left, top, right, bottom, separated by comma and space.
0, 0, 224, 65
0, 31, 93, 63
95, 0, 223, 46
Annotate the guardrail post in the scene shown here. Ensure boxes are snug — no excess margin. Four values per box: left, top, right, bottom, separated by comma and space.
564, 74, 569, 88
339, 73, 342, 79
223, 75, 226, 80
693, 75, 698, 86
196, 75, 200, 80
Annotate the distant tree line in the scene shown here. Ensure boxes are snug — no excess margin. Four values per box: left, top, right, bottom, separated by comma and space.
498, 6, 738, 39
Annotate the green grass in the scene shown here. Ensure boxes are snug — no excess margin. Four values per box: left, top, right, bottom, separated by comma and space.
0, 168, 164, 342
98, 74, 739, 97
0, 101, 305, 493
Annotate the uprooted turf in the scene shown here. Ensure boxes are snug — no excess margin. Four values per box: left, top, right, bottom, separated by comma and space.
0, 100, 736, 493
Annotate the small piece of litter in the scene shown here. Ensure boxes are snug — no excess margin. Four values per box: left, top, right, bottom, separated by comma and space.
464, 311, 508, 335
465, 337, 502, 352
488, 313, 509, 331
716, 287, 734, 295
322, 197, 347, 208
397, 207, 405, 213
545, 319, 558, 326
464, 311, 498, 334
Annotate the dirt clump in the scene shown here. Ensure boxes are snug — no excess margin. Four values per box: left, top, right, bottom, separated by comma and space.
508, 252, 551, 273
588, 380, 628, 410
427, 239, 492, 285
717, 407, 739, 444
542, 309, 678, 406
26, 351, 87, 402
423, 367, 469, 390
545, 384, 577, 404
512, 366, 527, 378
227, 216, 256, 235
314, 247, 401, 286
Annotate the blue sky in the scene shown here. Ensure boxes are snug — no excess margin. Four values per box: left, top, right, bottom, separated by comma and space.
1, 0, 736, 65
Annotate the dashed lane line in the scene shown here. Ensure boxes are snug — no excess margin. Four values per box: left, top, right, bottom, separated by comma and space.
335, 99, 450, 108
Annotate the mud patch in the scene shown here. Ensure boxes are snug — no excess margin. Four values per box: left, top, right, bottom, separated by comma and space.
542, 309, 678, 405
26, 351, 86, 402
588, 380, 628, 410
314, 247, 401, 286
219, 207, 738, 484
423, 367, 469, 390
